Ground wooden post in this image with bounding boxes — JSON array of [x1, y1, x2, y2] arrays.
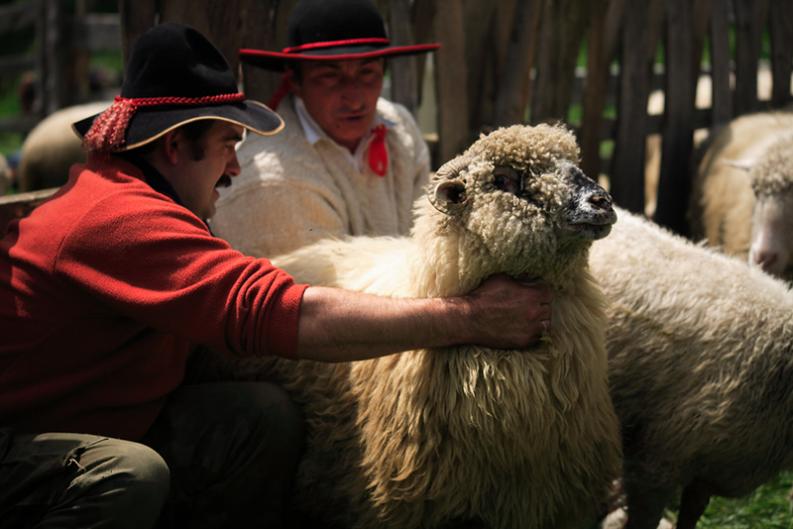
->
[[580, 0, 625, 180], [733, 0, 769, 114], [493, 0, 543, 127], [40, 0, 71, 114], [434, 0, 469, 162], [655, 0, 695, 235], [709, 0, 732, 126], [768, 0, 793, 108], [119, 0, 157, 64], [530, 0, 590, 123], [388, 0, 419, 114], [610, 0, 662, 214]]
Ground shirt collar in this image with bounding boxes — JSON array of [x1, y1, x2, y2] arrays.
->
[[293, 96, 395, 172]]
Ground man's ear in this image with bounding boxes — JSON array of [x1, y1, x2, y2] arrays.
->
[[161, 129, 182, 165]]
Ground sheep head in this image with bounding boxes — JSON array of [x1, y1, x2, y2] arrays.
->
[[419, 124, 616, 283], [744, 135, 793, 277]]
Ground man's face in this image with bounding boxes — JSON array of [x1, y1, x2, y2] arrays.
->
[[293, 58, 384, 152], [169, 121, 244, 220]]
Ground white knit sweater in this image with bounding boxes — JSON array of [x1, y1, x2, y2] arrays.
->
[[210, 96, 431, 258]]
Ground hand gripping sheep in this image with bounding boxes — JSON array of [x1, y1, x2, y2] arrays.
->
[[264, 124, 622, 529], [591, 207, 793, 529]]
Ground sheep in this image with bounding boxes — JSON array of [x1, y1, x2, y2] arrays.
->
[[233, 123, 624, 529], [643, 66, 779, 219], [688, 110, 793, 279], [0, 153, 10, 195], [589, 206, 793, 529], [18, 101, 110, 191]]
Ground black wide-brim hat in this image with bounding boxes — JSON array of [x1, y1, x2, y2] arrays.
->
[[239, 0, 440, 71], [73, 23, 283, 152]]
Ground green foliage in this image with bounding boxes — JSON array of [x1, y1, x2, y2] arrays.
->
[[663, 472, 793, 529]]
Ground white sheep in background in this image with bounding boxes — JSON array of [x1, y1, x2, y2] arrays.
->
[[251, 124, 623, 529], [590, 207, 793, 529], [18, 101, 110, 191], [0, 153, 10, 195], [688, 110, 793, 279]]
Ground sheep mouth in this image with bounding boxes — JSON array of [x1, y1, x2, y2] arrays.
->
[[568, 222, 613, 240], [565, 211, 617, 240]]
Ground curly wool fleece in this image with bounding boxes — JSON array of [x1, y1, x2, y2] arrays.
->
[[750, 132, 793, 196]]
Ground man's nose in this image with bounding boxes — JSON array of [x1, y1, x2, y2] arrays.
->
[[227, 152, 241, 177]]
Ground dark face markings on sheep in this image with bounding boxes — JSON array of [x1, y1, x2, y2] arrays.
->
[[561, 162, 617, 240]]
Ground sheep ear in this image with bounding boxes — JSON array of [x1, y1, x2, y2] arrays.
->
[[723, 158, 754, 172], [429, 179, 468, 216]]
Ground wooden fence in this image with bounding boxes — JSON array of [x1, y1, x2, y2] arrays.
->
[[2, 0, 793, 238], [0, 0, 120, 136]]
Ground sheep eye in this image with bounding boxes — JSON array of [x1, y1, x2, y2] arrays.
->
[[493, 166, 523, 195]]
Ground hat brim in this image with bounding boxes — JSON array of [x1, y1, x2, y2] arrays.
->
[[240, 43, 440, 71], [72, 100, 283, 152]]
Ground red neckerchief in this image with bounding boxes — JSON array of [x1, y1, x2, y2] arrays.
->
[[367, 124, 388, 176]]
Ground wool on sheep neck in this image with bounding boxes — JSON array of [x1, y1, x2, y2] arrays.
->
[[264, 124, 621, 529]]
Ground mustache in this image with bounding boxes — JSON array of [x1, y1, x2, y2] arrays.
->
[[215, 174, 233, 188]]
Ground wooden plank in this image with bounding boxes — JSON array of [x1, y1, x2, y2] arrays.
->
[[240, 0, 295, 105], [74, 14, 121, 52], [530, 0, 591, 123], [580, 0, 625, 179], [0, 0, 39, 34], [434, 0, 470, 162], [655, 0, 696, 234], [709, 0, 732, 125], [411, 0, 437, 103], [119, 0, 157, 63], [768, 0, 793, 107], [462, 0, 497, 130], [0, 188, 58, 236], [0, 54, 36, 76], [733, 0, 769, 115], [610, 0, 662, 213], [492, 0, 543, 126], [0, 115, 39, 135], [388, 0, 420, 113]]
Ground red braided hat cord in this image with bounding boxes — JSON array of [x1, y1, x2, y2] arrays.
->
[[83, 92, 246, 152]]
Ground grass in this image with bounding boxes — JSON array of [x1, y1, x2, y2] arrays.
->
[[661, 472, 793, 529]]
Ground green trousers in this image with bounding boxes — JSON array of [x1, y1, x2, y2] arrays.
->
[[0, 381, 305, 529]]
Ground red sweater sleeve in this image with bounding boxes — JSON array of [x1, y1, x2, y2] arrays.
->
[[54, 186, 308, 358]]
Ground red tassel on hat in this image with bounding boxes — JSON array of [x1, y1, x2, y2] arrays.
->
[[83, 97, 138, 153], [368, 124, 388, 176]]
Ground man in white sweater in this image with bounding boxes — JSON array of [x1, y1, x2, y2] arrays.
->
[[210, 0, 440, 257]]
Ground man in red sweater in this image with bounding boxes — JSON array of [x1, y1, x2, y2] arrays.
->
[[0, 24, 552, 529]]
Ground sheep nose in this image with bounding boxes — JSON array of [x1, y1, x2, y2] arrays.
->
[[588, 192, 612, 211], [753, 249, 778, 270]]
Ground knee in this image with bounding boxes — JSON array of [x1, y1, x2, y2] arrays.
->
[[113, 441, 171, 502], [86, 440, 171, 518]]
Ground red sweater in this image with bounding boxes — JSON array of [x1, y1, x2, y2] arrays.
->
[[0, 157, 307, 440]]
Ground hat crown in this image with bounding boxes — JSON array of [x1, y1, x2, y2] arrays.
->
[[287, 0, 387, 48], [122, 23, 238, 99]]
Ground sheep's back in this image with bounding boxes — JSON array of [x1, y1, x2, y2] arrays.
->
[[19, 101, 110, 191], [590, 208, 793, 493]]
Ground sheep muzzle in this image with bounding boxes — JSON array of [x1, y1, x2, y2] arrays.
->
[[562, 162, 617, 240]]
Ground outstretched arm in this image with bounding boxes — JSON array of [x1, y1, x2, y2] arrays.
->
[[296, 274, 552, 362]]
